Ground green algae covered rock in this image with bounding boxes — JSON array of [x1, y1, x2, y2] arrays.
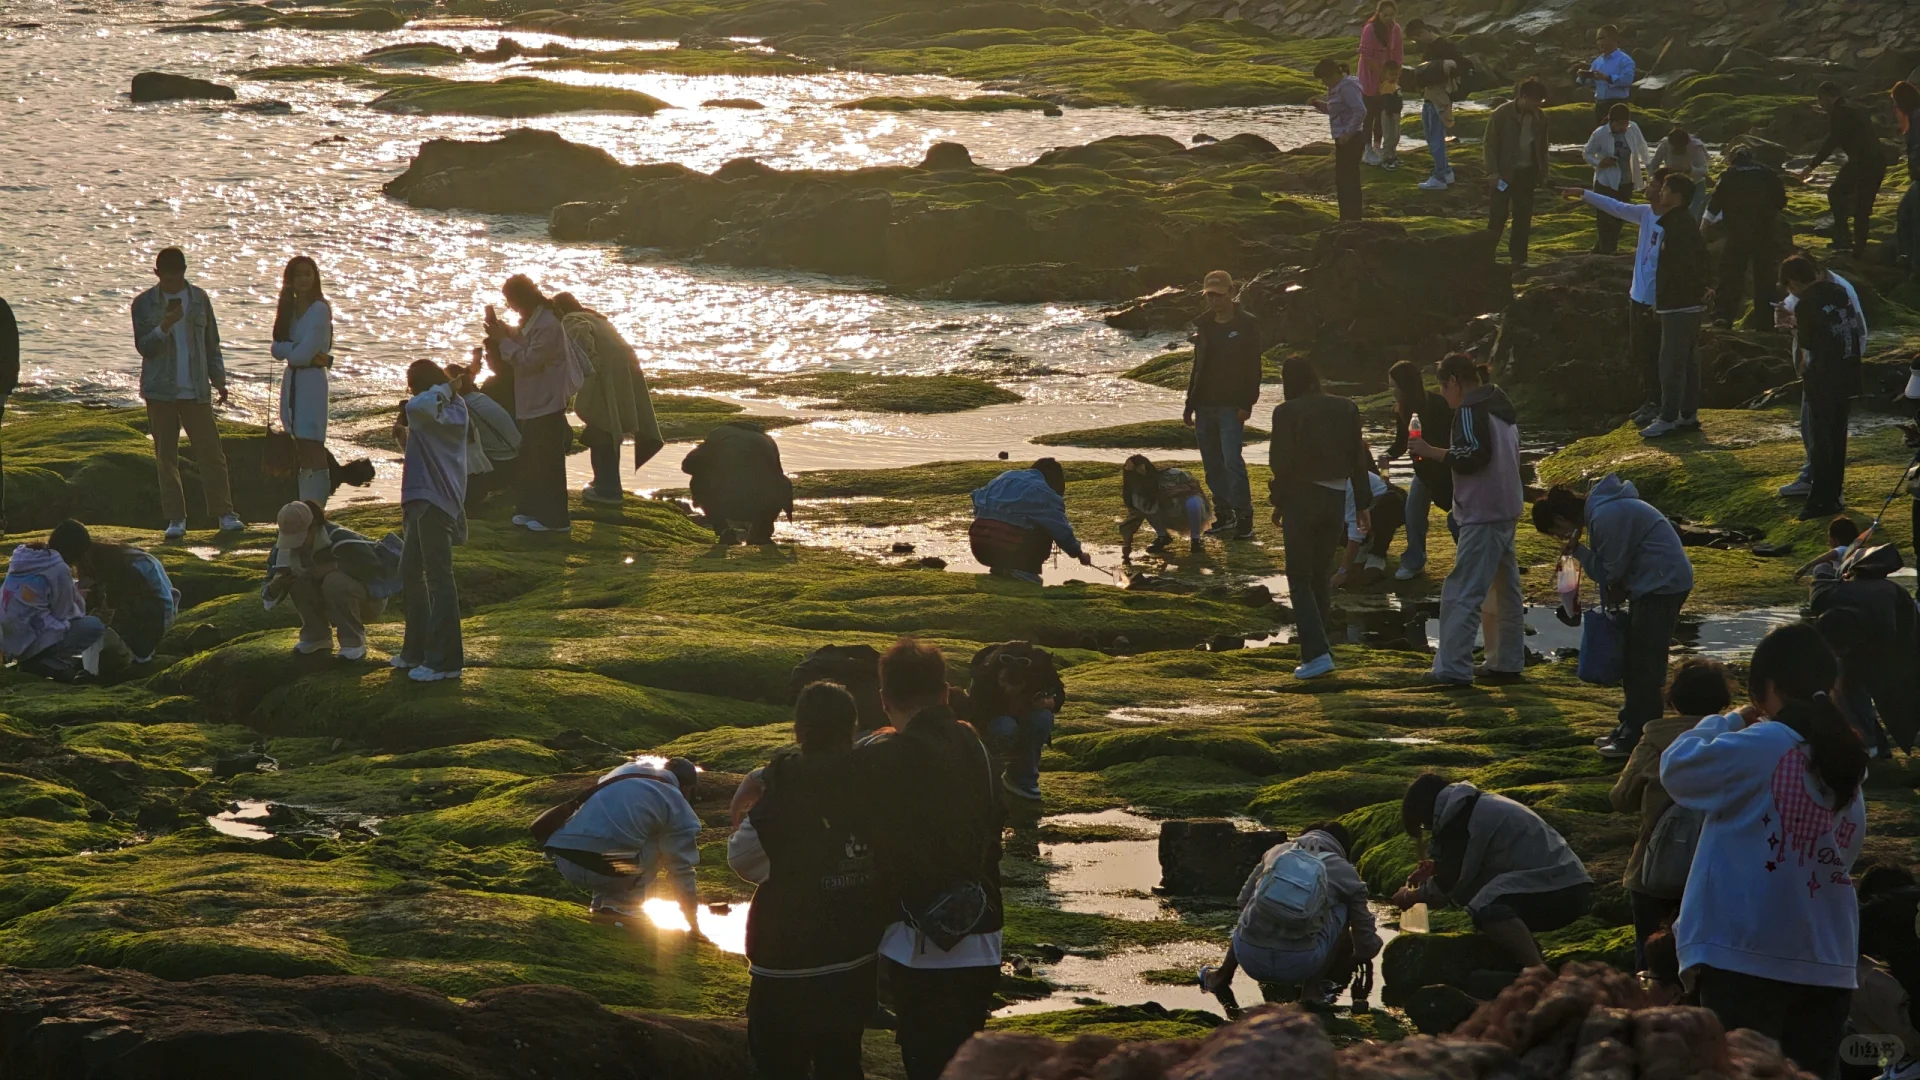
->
[[1033, 420, 1270, 449], [370, 76, 673, 117], [835, 94, 1056, 111]]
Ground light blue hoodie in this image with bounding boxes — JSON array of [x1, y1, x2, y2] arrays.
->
[[1574, 474, 1693, 598]]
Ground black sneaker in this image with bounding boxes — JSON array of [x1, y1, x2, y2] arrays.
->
[[1798, 502, 1846, 521], [1204, 512, 1239, 538], [1231, 513, 1256, 540], [1596, 736, 1635, 760], [1145, 536, 1171, 555]]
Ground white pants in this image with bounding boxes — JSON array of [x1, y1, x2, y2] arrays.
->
[[1432, 519, 1525, 682]]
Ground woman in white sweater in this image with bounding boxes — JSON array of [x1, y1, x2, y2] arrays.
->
[[271, 256, 333, 504], [1660, 621, 1869, 1079]]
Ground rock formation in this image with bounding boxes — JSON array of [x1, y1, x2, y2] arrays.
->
[[1157, 818, 1288, 896], [130, 72, 237, 102]]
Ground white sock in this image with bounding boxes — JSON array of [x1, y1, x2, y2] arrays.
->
[[297, 468, 330, 505]]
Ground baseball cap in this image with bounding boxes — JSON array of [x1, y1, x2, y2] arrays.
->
[[276, 501, 314, 553], [1202, 270, 1235, 296]]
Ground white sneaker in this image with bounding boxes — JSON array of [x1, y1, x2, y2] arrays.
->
[[1777, 480, 1813, 497], [1394, 564, 1423, 581], [218, 514, 245, 532], [581, 485, 625, 505], [1008, 569, 1043, 585], [293, 640, 330, 656], [524, 519, 571, 533], [1638, 419, 1678, 439], [337, 645, 367, 661], [1294, 654, 1336, 680], [408, 665, 462, 682], [163, 520, 186, 542], [1418, 177, 1449, 191], [390, 654, 419, 669], [512, 514, 531, 526], [1362, 146, 1383, 166], [1363, 554, 1387, 572]]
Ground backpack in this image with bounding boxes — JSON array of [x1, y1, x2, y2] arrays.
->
[[1249, 846, 1334, 940], [1639, 803, 1705, 896]]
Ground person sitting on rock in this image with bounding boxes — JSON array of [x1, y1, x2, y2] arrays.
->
[[1201, 822, 1381, 1010], [1609, 658, 1732, 971], [262, 500, 399, 663], [681, 422, 793, 545], [48, 520, 178, 667], [545, 756, 701, 925], [1332, 437, 1404, 590], [0, 535, 116, 681], [1660, 621, 1867, 1079], [554, 292, 664, 507], [968, 458, 1091, 585], [1393, 772, 1593, 970], [727, 682, 885, 1080], [1118, 454, 1209, 559]]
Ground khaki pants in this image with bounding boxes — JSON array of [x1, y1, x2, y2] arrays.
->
[[146, 400, 233, 521], [1432, 519, 1525, 682], [286, 570, 385, 650]]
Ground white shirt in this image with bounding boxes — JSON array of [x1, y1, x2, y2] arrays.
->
[[1581, 191, 1661, 307], [1345, 473, 1392, 544], [164, 290, 193, 399], [1784, 272, 1866, 363], [877, 922, 1003, 970]]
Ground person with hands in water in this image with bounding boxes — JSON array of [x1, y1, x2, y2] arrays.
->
[[969, 458, 1093, 584], [132, 246, 241, 541]]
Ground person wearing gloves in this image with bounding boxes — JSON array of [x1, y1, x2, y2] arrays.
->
[[553, 293, 664, 507], [1659, 622, 1869, 1080], [969, 458, 1091, 584], [1583, 103, 1650, 254], [271, 256, 335, 506], [0, 537, 111, 681], [1531, 477, 1694, 758], [1182, 270, 1263, 541], [545, 756, 702, 924], [391, 360, 468, 683], [261, 500, 399, 662], [1201, 823, 1382, 1007], [1393, 773, 1593, 969], [1649, 128, 1712, 220]]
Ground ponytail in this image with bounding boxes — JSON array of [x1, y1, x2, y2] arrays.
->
[[1749, 623, 1868, 811]]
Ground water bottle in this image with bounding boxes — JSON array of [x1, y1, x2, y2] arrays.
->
[[1400, 902, 1430, 934]]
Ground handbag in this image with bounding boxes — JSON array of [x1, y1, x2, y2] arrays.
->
[[1639, 802, 1705, 896], [1576, 568, 1627, 685], [900, 738, 1000, 951]]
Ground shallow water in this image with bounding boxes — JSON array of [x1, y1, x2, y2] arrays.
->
[[640, 897, 750, 954]]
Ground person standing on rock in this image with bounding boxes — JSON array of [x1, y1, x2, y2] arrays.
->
[[392, 359, 467, 682], [272, 256, 335, 507], [1781, 255, 1867, 520], [1560, 177, 1667, 426], [1575, 24, 1634, 126], [1356, 0, 1403, 170], [1378, 360, 1453, 580], [1406, 19, 1464, 191], [969, 458, 1092, 584], [554, 293, 664, 507], [1265, 356, 1371, 681], [1892, 81, 1920, 280], [1660, 622, 1867, 1080], [131, 247, 242, 542], [447, 357, 521, 508], [1707, 146, 1788, 330], [1182, 271, 1262, 540], [1406, 355, 1524, 686], [1485, 79, 1550, 268], [485, 274, 574, 533], [0, 294, 16, 531], [1531, 478, 1694, 759], [1311, 58, 1367, 222], [1777, 258, 1866, 502], [1649, 128, 1711, 220], [1801, 82, 1888, 256], [1582, 104, 1649, 255]]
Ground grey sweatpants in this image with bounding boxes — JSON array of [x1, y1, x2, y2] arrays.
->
[[1432, 519, 1525, 683]]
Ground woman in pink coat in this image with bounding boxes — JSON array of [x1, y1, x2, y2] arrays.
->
[[1358, 0, 1404, 168]]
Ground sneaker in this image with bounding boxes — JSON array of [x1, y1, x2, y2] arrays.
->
[[1798, 502, 1846, 521], [1883, 1054, 1920, 1080], [581, 485, 624, 506], [512, 514, 531, 527], [1777, 480, 1812, 497], [1382, 157, 1400, 171], [1363, 554, 1387, 572], [408, 665, 463, 682], [293, 640, 330, 656], [1204, 512, 1239, 538], [1596, 736, 1635, 760], [1638, 419, 1678, 439], [1363, 146, 1383, 166], [1474, 666, 1525, 686], [1293, 653, 1335, 680], [1676, 414, 1701, 430], [1145, 535, 1171, 555], [1417, 177, 1449, 191], [524, 519, 571, 533], [1393, 564, 1423, 581], [1189, 538, 1205, 557], [1231, 515, 1255, 541], [390, 654, 419, 670], [337, 645, 367, 661], [1007, 569, 1044, 585], [1629, 402, 1660, 426], [163, 519, 186, 542], [219, 514, 244, 532]]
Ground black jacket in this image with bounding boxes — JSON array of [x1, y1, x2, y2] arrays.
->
[[681, 422, 795, 523], [744, 750, 888, 973], [834, 706, 1004, 934], [0, 298, 16, 397], [1797, 280, 1866, 397], [1706, 161, 1787, 226], [1416, 38, 1467, 89], [1653, 207, 1709, 312], [1386, 389, 1455, 511], [1810, 568, 1917, 752], [1267, 391, 1372, 511], [1810, 99, 1887, 171], [1184, 308, 1263, 412]]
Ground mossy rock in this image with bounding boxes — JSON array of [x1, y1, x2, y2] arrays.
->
[[371, 76, 672, 117], [764, 373, 1021, 413], [835, 95, 1056, 112], [989, 1004, 1224, 1041], [362, 42, 467, 65], [530, 47, 819, 77], [1121, 349, 1283, 392], [1032, 420, 1269, 449], [652, 395, 803, 441]]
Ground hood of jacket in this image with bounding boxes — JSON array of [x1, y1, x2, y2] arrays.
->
[[6, 545, 69, 580], [1292, 828, 1350, 861], [1434, 780, 1481, 831], [1459, 384, 1516, 425], [1583, 473, 1638, 522]]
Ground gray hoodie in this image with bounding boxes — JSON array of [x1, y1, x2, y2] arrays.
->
[[1418, 782, 1591, 917], [1234, 829, 1382, 959], [1446, 385, 1523, 527], [1574, 473, 1693, 598]]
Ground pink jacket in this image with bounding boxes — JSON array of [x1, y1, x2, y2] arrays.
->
[[1357, 19, 1403, 95]]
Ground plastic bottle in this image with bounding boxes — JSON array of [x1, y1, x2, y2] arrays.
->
[[1400, 902, 1430, 933], [1556, 555, 1582, 618], [1407, 411, 1422, 442]]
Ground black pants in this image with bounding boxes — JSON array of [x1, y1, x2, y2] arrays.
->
[[1619, 589, 1688, 744], [1628, 888, 1680, 971], [1489, 167, 1539, 262], [884, 959, 999, 1080], [583, 425, 624, 498], [1695, 966, 1852, 1080], [1334, 134, 1365, 222], [1594, 100, 1615, 126], [1717, 227, 1779, 328], [1364, 485, 1406, 560], [1593, 183, 1630, 253], [1805, 383, 1852, 511], [1629, 301, 1661, 407], [1830, 161, 1886, 252], [1281, 484, 1347, 663], [516, 411, 572, 527], [748, 964, 878, 1080]]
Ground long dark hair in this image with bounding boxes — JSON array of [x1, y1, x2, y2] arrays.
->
[[1401, 772, 1447, 838], [1122, 454, 1161, 515], [1749, 622, 1868, 810], [272, 255, 324, 343]]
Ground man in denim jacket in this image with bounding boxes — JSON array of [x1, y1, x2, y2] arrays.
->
[[130, 247, 240, 540]]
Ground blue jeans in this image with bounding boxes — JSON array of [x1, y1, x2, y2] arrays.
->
[[1397, 474, 1459, 574], [21, 615, 105, 678], [1900, 182, 1920, 269], [1192, 407, 1251, 516], [400, 500, 463, 673], [986, 709, 1053, 801], [1422, 101, 1451, 183], [1150, 494, 1208, 542]]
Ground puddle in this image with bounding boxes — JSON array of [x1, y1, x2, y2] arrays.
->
[[1369, 736, 1437, 745], [207, 799, 273, 840], [639, 898, 749, 954], [205, 799, 381, 841], [1107, 704, 1248, 725]]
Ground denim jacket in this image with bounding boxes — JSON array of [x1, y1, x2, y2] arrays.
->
[[131, 284, 225, 403]]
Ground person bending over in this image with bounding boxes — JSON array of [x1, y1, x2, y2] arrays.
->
[[969, 458, 1091, 584]]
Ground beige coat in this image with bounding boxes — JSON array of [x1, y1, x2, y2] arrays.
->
[[1608, 714, 1698, 897]]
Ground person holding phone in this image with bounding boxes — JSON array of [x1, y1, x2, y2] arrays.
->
[[272, 256, 334, 506], [130, 247, 240, 541], [484, 276, 573, 533]]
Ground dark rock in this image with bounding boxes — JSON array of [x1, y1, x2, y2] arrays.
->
[[180, 623, 221, 654], [211, 749, 277, 779], [713, 157, 776, 181], [703, 97, 764, 109], [130, 72, 236, 103], [387, 129, 667, 215], [235, 100, 292, 114], [549, 201, 614, 242], [919, 141, 975, 170], [1205, 634, 1243, 652], [1109, 634, 1131, 652], [1402, 983, 1484, 1035], [916, 556, 947, 569], [789, 644, 884, 730], [1381, 930, 1520, 1006], [1157, 818, 1287, 896], [1191, 132, 1218, 144], [1041, 106, 1062, 117], [0, 965, 748, 1079], [890, 542, 915, 554], [919, 263, 1147, 303], [997, 451, 1009, 459], [1668, 518, 1764, 548], [1239, 584, 1273, 608]]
